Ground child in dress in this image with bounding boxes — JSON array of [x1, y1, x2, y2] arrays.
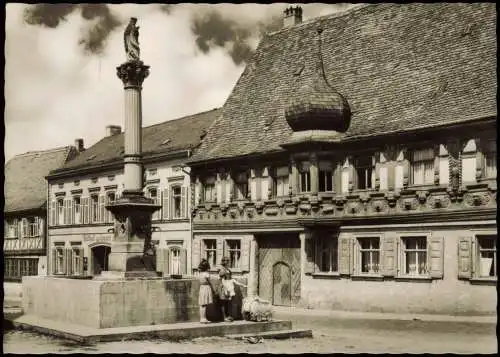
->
[[221, 269, 247, 322], [198, 259, 213, 324]]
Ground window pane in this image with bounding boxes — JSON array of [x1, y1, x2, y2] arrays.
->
[[406, 251, 417, 274]]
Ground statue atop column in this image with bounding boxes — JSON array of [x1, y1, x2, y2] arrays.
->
[[124, 17, 140, 62]]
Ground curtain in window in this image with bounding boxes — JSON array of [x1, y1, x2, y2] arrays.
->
[[412, 149, 434, 185]]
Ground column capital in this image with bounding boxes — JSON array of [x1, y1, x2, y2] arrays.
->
[[117, 60, 150, 88]]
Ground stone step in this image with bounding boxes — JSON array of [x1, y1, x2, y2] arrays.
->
[[12, 315, 294, 344], [226, 328, 313, 340]]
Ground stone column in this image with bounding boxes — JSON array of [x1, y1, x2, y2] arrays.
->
[[117, 61, 149, 195], [102, 57, 160, 279]]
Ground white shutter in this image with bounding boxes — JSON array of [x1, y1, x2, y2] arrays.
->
[[162, 188, 170, 220], [99, 195, 106, 223], [181, 186, 187, 218]]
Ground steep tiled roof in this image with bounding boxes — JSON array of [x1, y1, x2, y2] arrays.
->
[[53, 108, 220, 173], [190, 3, 496, 163], [4, 147, 74, 213]]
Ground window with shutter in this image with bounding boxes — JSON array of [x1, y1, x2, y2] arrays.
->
[[304, 235, 316, 274], [78, 248, 84, 275], [338, 236, 352, 275], [156, 248, 165, 273], [179, 248, 187, 275], [476, 235, 497, 279], [162, 188, 170, 220], [240, 238, 251, 272], [99, 195, 106, 223], [315, 233, 339, 273], [171, 186, 182, 219], [82, 197, 89, 224], [66, 248, 73, 275], [216, 239, 224, 266], [225, 239, 242, 269], [458, 236, 472, 279], [181, 186, 187, 218], [202, 239, 217, 268], [401, 236, 428, 277], [73, 196, 81, 224], [381, 235, 398, 277], [355, 237, 381, 275], [51, 248, 57, 274], [163, 248, 171, 275], [410, 148, 435, 185], [170, 247, 181, 275], [192, 238, 201, 272], [428, 236, 444, 278]]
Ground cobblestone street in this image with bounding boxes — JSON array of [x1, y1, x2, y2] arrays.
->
[[3, 309, 497, 354]]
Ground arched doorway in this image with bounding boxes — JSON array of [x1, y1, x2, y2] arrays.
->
[[91, 245, 111, 275], [273, 261, 292, 306]]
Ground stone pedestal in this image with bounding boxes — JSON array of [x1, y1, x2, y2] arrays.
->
[[104, 193, 160, 278]]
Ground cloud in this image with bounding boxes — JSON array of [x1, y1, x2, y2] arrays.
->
[[5, 3, 358, 162], [23, 4, 122, 55]]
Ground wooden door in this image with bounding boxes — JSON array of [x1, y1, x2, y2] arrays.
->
[[273, 262, 291, 306], [258, 233, 300, 306]]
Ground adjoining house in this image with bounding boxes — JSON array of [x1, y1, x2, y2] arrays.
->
[[4, 145, 79, 281], [186, 3, 497, 315], [45, 109, 219, 278]]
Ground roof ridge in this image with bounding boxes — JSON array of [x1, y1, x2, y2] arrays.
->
[[267, 3, 371, 36], [143, 107, 221, 131], [10, 145, 73, 158]]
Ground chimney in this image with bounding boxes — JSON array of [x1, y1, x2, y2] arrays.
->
[[106, 125, 122, 137], [74, 138, 85, 152], [283, 6, 303, 28]]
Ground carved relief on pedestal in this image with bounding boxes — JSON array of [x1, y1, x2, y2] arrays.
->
[[346, 201, 362, 215], [416, 190, 429, 205], [369, 199, 389, 214], [427, 194, 451, 209], [464, 192, 491, 207], [399, 197, 418, 211]]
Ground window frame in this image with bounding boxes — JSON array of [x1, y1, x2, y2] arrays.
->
[[398, 234, 430, 279], [272, 166, 290, 198], [318, 161, 334, 193], [171, 185, 183, 219], [57, 199, 65, 226], [105, 191, 116, 223], [203, 176, 216, 203], [354, 236, 382, 276], [73, 195, 82, 225], [202, 239, 217, 269], [475, 234, 497, 280], [55, 246, 65, 275], [354, 155, 375, 191], [299, 161, 311, 194], [483, 139, 496, 180], [168, 245, 182, 275], [90, 194, 100, 224], [225, 239, 242, 270], [314, 235, 339, 275], [409, 147, 435, 186], [233, 171, 249, 200]]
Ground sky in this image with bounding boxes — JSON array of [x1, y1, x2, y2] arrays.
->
[[4, 3, 358, 162]]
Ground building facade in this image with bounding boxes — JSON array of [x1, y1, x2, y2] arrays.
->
[[187, 3, 497, 315], [4, 145, 79, 281], [45, 109, 219, 278]]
